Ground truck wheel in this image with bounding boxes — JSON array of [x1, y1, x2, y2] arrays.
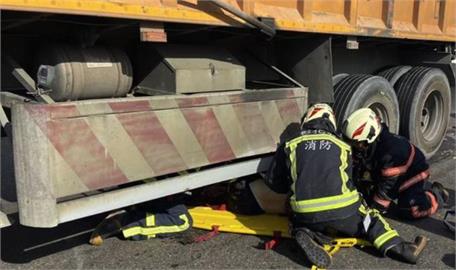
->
[[333, 73, 349, 86], [333, 74, 400, 133], [395, 67, 451, 159], [377, 65, 411, 87]]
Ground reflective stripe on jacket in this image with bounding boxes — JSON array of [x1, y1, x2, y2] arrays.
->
[[122, 213, 191, 239], [369, 124, 429, 202], [122, 204, 192, 240], [285, 132, 361, 223]]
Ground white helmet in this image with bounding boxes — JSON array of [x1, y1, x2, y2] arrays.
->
[[302, 103, 337, 129], [343, 108, 382, 144]]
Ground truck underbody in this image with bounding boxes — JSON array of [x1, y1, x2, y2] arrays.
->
[[1, 8, 454, 228]]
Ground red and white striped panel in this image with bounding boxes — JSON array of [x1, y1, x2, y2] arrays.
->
[[14, 88, 307, 198]]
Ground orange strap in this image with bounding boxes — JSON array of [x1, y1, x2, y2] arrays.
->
[[399, 170, 430, 192], [373, 194, 391, 208], [381, 144, 415, 177]]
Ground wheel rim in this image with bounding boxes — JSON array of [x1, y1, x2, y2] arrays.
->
[[421, 90, 444, 142], [368, 102, 390, 126]]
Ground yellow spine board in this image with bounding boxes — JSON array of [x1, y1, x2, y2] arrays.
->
[[189, 207, 291, 238], [189, 206, 372, 270]]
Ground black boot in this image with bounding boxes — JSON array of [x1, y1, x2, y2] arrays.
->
[[431, 182, 449, 206], [386, 236, 428, 264], [295, 228, 332, 268], [89, 210, 129, 246]]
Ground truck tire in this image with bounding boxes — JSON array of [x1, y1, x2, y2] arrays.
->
[[333, 74, 400, 133], [395, 67, 451, 159], [377, 65, 412, 87], [333, 73, 349, 86]]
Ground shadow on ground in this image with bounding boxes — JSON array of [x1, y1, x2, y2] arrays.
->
[[254, 234, 383, 268], [442, 253, 455, 268], [254, 236, 312, 268], [386, 197, 456, 241], [1, 213, 104, 264]]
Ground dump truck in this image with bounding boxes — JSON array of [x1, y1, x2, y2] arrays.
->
[[1, 0, 454, 228]]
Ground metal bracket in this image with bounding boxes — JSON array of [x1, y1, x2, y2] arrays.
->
[[140, 22, 167, 42], [0, 105, 10, 128], [7, 56, 55, 104], [248, 52, 305, 89], [0, 105, 12, 138], [207, 0, 276, 38], [269, 65, 305, 89], [0, 91, 34, 108], [0, 211, 13, 228], [346, 36, 359, 50]]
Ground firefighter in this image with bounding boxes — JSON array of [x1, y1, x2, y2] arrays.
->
[[89, 196, 192, 246], [342, 108, 448, 219], [266, 103, 426, 268]]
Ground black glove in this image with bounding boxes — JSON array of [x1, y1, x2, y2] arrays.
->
[[356, 179, 375, 199]]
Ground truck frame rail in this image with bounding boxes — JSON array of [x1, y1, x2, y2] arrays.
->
[[1, 0, 455, 42]]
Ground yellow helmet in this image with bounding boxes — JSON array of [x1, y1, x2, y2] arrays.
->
[[302, 103, 337, 129], [343, 108, 382, 144]]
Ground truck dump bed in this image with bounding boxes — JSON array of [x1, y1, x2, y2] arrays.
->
[[1, 0, 455, 42]]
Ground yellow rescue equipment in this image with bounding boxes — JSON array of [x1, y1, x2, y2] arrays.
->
[[189, 206, 371, 270], [189, 206, 291, 237]]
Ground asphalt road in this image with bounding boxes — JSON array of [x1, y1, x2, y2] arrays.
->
[[1, 115, 455, 269]]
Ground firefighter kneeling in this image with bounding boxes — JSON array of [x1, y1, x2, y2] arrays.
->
[[266, 104, 426, 268], [342, 108, 448, 219]]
